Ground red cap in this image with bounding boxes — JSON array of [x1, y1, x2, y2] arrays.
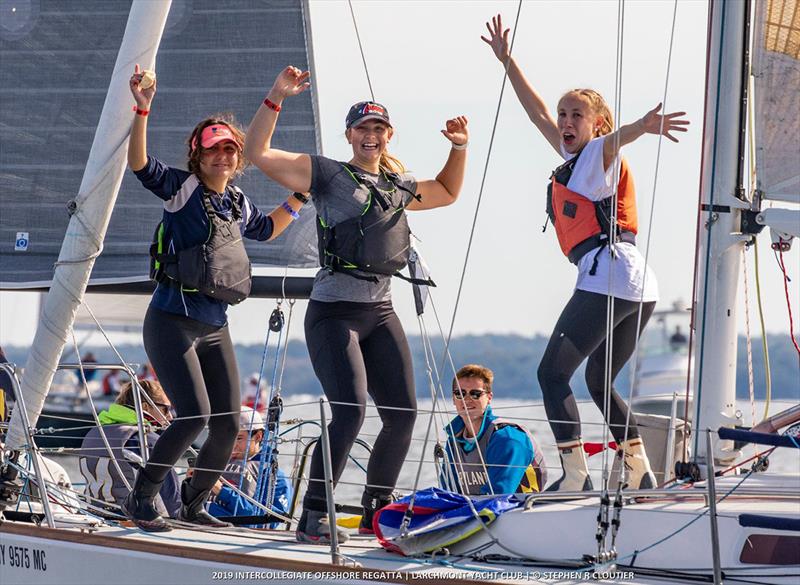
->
[[191, 124, 240, 152]]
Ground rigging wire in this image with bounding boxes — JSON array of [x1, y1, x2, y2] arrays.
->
[[594, 0, 630, 565], [438, 2, 523, 378], [618, 0, 680, 470], [340, 1, 499, 519], [347, 0, 375, 102]]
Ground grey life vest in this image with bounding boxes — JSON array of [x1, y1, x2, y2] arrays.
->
[[316, 164, 433, 286], [150, 185, 252, 305], [449, 418, 547, 496], [220, 459, 259, 498], [78, 424, 168, 516]]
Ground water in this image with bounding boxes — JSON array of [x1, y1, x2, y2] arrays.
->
[[52, 398, 798, 510]]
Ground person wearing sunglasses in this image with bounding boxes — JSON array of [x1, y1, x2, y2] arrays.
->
[[205, 406, 293, 529], [78, 380, 180, 519], [440, 365, 547, 496]]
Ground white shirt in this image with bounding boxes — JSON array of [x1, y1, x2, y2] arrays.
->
[[559, 137, 659, 303]]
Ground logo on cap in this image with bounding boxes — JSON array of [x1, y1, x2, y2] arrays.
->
[[362, 103, 385, 116]]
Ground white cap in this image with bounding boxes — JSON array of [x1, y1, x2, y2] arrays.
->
[[239, 406, 265, 431]]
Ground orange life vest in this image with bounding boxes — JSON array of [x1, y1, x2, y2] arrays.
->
[[546, 151, 638, 266]]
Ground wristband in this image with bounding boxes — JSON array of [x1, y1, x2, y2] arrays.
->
[[264, 98, 282, 112], [281, 200, 300, 219], [292, 192, 309, 204], [450, 141, 468, 151], [133, 106, 149, 117]]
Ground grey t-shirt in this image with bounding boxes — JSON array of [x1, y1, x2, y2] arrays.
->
[[309, 155, 417, 303]]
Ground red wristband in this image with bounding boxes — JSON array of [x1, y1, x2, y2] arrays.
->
[[133, 106, 149, 116], [263, 98, 282, 112]]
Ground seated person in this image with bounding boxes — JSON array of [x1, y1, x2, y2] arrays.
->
[[207, 406, 292, 528], [78, 380, 179, 518], [440, 364, 547, 495], [669, 325, 688, 352]]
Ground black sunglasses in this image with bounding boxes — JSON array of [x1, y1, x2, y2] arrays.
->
[[154, 402, 172, 415], [453, 388, 489, 400]]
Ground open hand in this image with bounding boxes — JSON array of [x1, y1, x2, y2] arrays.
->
[[129, 64, 156, 109], [441, 116, 469, 146], [639, 104, 690, 142], [271, 66, 311, 100], [481, 14, 511, 64]]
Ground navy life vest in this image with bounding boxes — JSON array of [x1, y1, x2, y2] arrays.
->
[[150, 186, 252, 305], [316, 163, 434, 286]]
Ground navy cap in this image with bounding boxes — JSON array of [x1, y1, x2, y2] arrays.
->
[[345, 101, 392, 129]]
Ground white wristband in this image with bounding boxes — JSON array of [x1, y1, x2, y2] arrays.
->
[[451, 141, 468, 151]]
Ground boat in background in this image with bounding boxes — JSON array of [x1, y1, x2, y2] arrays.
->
[[630, 300, 693, 418]]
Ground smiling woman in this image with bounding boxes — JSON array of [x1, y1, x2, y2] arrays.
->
[[243, 64, 469, 543], [119, 65, 307, 534]]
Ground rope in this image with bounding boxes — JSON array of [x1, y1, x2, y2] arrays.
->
[[753, 239, 773, 421], [776, 248, 800, 359], [742, 248, 757, 431], [232, 306, 275, 515], [347, 0, 375, 102]]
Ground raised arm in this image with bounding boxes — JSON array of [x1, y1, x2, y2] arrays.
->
[[243, 66, 313, 194], [408, 117, 469, 211], [602, 103, 690, 169], [127, 64, 155, 171], [482, 14, 561, 155]]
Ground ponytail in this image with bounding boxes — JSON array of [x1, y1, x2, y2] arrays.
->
[[379, 151, 406, 174]]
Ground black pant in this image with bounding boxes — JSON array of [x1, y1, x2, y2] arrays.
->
[[303, 300, 416, 509], [142, 306, 240, 491], [537, 290, 655, 443]]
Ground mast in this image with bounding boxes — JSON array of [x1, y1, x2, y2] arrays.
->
[[691, 0, 750, 468], [5, 1, 173, 449]]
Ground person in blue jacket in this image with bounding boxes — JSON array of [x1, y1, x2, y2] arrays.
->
[[207, 407, 292, 529], [122, 65, 305, 532], [441, 365, 547, 495]]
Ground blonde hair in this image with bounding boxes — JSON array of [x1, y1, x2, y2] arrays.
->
[[186, 113, 248, 181], [379, 151, 406, 174], [453, 364, 494, 394], [559, 89, 615, 137]]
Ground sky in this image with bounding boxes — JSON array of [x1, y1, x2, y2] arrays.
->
[[1, 0, 798, 348]]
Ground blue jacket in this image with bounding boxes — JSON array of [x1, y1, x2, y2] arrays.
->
[[440, 406, 541, 495], [208, 458, 292, 529]]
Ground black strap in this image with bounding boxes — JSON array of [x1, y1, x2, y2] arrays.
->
[[394, 271, 436, 287], [569, 231, 636, 274]]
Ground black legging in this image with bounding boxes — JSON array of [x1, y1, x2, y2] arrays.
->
[[142, 306, 240, 491], [537, 290, 655, 443], [303, 300, 416, 509]]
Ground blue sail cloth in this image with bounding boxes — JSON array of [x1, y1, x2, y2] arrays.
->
[[374, 487, 521, 556]]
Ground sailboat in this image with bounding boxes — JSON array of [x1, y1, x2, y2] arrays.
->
[[1, 1, 798, 584]]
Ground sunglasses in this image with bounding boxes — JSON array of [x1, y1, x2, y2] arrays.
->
[[154, 402, 172, 416], [453, 388, 489, 400]]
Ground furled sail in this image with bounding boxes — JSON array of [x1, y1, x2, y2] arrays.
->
[[0, 0, 319, 289], [752, 0, 800, 204]]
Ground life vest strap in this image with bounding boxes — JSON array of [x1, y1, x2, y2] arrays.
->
[[567, 230, 636, 265]]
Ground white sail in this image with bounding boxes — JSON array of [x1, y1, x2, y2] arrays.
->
[[752, 0, 800, 204], [5, 1, 172, 449]]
